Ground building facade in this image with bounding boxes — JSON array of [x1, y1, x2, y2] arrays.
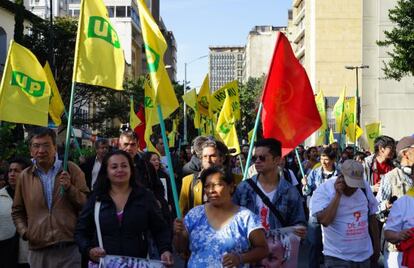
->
[[23, 0, 68, 19], [244, 25, 287, 83], [209, 46, 244, 92], [288, 0, 414, 144]]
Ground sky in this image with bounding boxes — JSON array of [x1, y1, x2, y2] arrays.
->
[[160, 0, 292, 89]]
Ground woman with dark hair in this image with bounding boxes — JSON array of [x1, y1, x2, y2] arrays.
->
[[0, 158, 30, 268], [75, 150, 173, 266], [174, 166, 268, 267]]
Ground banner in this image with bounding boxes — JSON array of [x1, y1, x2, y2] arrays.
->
[[315, 89, 326, 145], [209, 80, 240, 120], [216, 93, 240, 155], [366, 122, 381, 152], [197, 74, 210, 116], [73, 0, 125, 90], [332, 88, 346, 134], [0, 41, 51, 126], [44, 62, 65, 126]]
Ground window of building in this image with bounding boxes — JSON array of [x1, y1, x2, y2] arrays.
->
[[127, 6, 131, 17], [107, 6, 115, 17], [73, 9, 80, 17], [116, 6, 126, 17]]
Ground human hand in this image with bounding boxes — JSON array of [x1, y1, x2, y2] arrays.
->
[[160, 251, 174, 267], [398, 228, 414, 241], [385, 200, 393, 210], [222, 252, 241, 268], [58, 171, 71, 191], [88, 247, 106, 263], [334, 176, 346, 195], [373, 182, 381, 193], [173, 218, 186, 235], [293, 225, 307, 239], [301, 175, 308, 186]]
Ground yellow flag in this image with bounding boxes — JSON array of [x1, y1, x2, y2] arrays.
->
[[73, 0, 125, 90], [197, 74, 210, 116], [194, 111, 200, 129], [137, 0, 179, 116], [332, 88, 346, 133], [366, 122, 381, 152], [168, 119, 178, 147], [0, 41, 51, 126], [129, 97, 141, 129], [182, 88, 197, 110], [210, 80, 240, 120], [344, 97, 363, 142], [315, 89, 327, 146], [329, 128, 335, 144], [215, 93, 240, 155], [44, 62, 65, 126]]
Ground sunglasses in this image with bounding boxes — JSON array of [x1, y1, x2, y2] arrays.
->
[[252, 155, 267, 162]]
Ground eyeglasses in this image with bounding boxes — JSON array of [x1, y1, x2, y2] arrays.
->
[[203, 182, 224, 191], [31, 143, 52, 150], [252, 155, 267, 162]]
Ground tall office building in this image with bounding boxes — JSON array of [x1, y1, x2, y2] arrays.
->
[[244, 25, 287, 83], [23, 0, 68, 19], [209, 46, 244, 92], [288, 0, 414, 142]]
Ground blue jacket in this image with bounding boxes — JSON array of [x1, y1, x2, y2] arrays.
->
[[303, 166, 339, 196], [233, 174, 306, 229]]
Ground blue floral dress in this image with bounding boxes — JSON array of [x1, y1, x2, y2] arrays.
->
[[184, 205, 263, 268]]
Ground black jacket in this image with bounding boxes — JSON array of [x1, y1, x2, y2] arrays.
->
[[80, 156, 96, 191], [181, 155, 201, 177], [74, 187, 172, 259]]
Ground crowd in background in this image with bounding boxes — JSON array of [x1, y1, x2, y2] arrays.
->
[[1, 127, 414, 268]]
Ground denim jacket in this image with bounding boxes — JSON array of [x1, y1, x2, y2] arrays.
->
[[303, 166, 339, 197], [233, 174, 306, 229]]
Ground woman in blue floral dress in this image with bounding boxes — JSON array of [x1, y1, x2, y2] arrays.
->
[[174, 166, 268, 267]]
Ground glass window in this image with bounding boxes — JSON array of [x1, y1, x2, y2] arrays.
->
[[73, 9, 80, 17], [127, 6, 131, 17], [116, 6, 126, 17], [107, 6, 115, 17]]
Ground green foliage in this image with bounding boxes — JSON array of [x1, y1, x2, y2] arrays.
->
[[237, 76, 264, 140], [377, 0, 414, 80], [0, 123, 29, 161], [71, 146, 95, 165]]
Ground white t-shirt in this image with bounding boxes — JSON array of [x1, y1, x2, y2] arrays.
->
[[384, 195, 414, 232], [310, 178, 378, 262], [255, 182, 277, 231]]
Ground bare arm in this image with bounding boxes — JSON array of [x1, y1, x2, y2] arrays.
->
[[384, 228, 414, 245], [173, 219, 189, 256], [222, 228, 268, 267]]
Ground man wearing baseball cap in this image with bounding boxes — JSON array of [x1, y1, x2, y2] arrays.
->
[[377, 136, 414, 267], [310, 160, 380, 267]]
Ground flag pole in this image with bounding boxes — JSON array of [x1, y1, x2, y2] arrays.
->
[[63, 82, 76, 170], [295, 148, 305, 178], [156, 104, 182, 219], [63, 109, 82, 155], [238, 154, 245, 175], [243, 102, 263, 180]]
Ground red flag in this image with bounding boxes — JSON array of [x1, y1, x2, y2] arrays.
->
[[261, 32, 322, 156], [134, 105, 146, 150]]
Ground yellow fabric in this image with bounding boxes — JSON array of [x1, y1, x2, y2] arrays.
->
[[143, 78, 159, 154], [129, 97, 141, 129], [197, 74, 211, 116], [210, 80, 240, 120], [215, 93, 240, 155], [344, 97, 363, 142], [315, 89, 327, 145], [137, 0, 179, 117], [332, 88, 346, 133], [365, 122, 381, 152], [73, 0, 124, 90], [406, 188, 414, 197], [182, 88, 197, 110], [329, 128, 335, 144], [248, 128, 256, 143], [44, 62, 64, 126], [0, 41, 51, 126]]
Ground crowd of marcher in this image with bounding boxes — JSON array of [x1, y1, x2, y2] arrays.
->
[[1, 126, 414, 268]]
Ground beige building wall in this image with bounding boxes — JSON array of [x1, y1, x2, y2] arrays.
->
[[362, 0, 414, 141]]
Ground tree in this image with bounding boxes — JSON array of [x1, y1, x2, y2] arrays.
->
[[237, 76, 264, 140], [377, 0, 414, 80]]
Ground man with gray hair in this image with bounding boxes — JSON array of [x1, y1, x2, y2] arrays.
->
[[12, 127, 89, 268], [377, 136, 414, 267]]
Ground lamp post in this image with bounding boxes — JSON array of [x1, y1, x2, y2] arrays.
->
[[183, 55, 208, 144], [345, 65, 369, 148]]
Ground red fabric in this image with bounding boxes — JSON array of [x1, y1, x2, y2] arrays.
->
[[373, 159, 393, 185], [397, 228, 414, 267], [261, 32, 322, 156], [134, 105, 146, 150]]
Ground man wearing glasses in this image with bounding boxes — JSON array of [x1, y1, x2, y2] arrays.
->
[[310, 160, 380, 267], [233, 138, 307, 234], [12, 127, 89, 268]]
